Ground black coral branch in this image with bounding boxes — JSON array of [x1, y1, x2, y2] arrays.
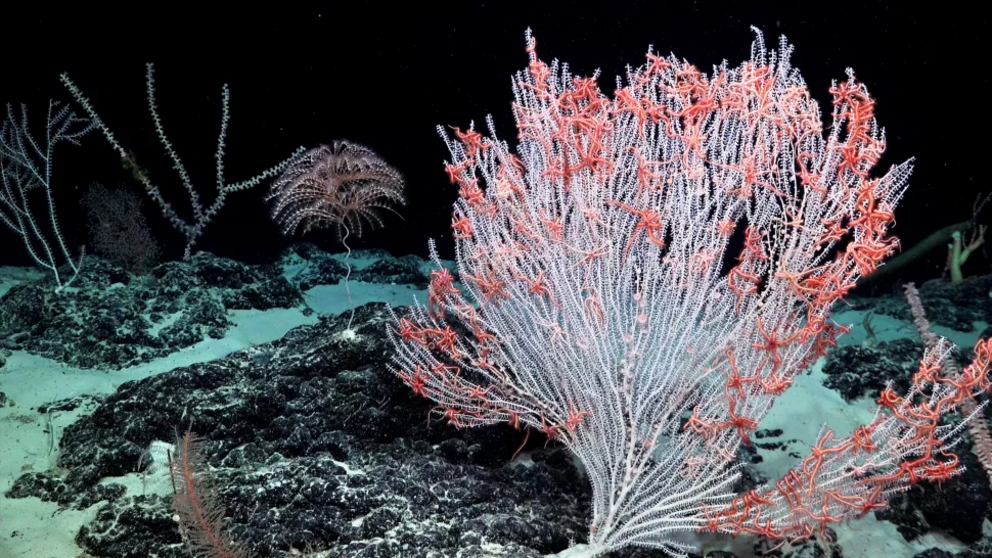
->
[[169, 431, 255, 558]]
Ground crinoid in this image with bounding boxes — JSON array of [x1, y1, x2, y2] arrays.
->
[[266, 140, 406, 242]]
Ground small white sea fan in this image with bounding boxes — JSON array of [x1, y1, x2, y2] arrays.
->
[[265, 140, 406, 240]]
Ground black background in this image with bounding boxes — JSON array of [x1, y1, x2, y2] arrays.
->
[[2, 1, 984, 289]]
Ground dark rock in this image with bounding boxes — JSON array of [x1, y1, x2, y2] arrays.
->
[[9, 297, 589, 557], [0, 254, 302, 370]]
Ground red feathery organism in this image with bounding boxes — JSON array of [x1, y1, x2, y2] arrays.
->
[[169, 431, 255, 558], [265, 140, 406, 241]]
